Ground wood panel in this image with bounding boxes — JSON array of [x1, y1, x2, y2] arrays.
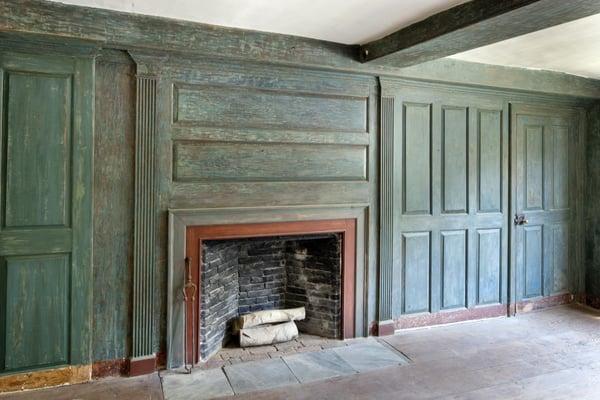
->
[[513, 106, 580, 305], [173, 141, 367, 182], [477, 228, 502, 305], [92, 55, 135, 363], [3, 72, 71, 228], [381, 80, 509, 325], [442, 107, 468, 214], [3, 255, 69, 370], [402, 232, 431, 314], [174, 84, 368, 132], [0, 52, 94, 373], [552, 223, 569, 294], [552, 126, 569, 210], [525, 126, 544, 210], [478, 110, 502, 213], [441, 230, 467, 309], [524, 225, 544, 298], [402, 103, 431, 215]]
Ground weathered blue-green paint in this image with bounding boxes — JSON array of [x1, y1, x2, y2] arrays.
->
[[381, 79, 510, 319], [0, 51, 94, 372], [92, 52, 135, 362], [512, 105, 581, 302], [586, 103, 600, 304], [0, 1, 596, 373]]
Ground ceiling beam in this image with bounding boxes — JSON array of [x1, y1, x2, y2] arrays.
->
[[359, 0, 600, 66]]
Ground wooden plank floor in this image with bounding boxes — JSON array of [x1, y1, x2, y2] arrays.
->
[[3, 304, 600, 399]]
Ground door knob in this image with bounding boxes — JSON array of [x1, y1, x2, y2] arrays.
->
[[514, 214, 528, 225]]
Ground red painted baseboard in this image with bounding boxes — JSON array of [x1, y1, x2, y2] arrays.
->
[[515, 293, 574, 313], [392, 304, 508, 330], [129, 355, 157, 377]]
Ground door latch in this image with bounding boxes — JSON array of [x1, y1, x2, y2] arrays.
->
[[514, 214, 528, 226]]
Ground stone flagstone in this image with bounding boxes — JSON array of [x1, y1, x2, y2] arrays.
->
[[161, 367, 233, 400], [223, 357, 300, 394], [331, 339, 410, 373], [283, 349, 357, 383]]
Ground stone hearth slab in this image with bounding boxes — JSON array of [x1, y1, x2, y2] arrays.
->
[[223, 357, 299, 394], [283, 349, 357, 383], [331, 339, 410, 373], [161, 367, 233, 400]]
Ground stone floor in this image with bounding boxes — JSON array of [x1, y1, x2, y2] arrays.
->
[[162, 338, 410, 398], [4, 304, 600, 399], [202, 334, 351, 369]]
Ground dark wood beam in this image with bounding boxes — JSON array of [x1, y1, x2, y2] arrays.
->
[[360, 0, 600, 65]]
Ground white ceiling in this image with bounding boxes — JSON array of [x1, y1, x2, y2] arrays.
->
[[450, 14, 600, 79], [49, 0, 468, 44]]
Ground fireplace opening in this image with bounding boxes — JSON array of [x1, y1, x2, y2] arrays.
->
[[199, 234, 342, 360]]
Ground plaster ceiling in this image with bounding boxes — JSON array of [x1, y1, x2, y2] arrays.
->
[[48, 0, 468, 44], [450, 14, 600, 79]]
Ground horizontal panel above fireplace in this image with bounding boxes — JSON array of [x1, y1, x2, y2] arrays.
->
[[172, 141, 367, 182], [172, 84, 368, 133]]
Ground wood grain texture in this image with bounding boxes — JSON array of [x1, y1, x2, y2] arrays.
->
[[0, 365, 91, 393], [0, 51, 94, 372], [512, 105, 580, 303], [585, 103, 600, 303], [381, 80, 510, 320], [360, 0, 600, 65], [92, 55, 135, 362], [173, 142, 367, 182], [2, 2, 600, 98]]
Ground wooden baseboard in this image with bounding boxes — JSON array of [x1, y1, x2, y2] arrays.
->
[[515, 293, 574, 313], [376, 320, 396, 336], [585, 294, 600, 310], [129, 355, 156, 377], [0, 365, 91, 393], [392, 304, 508, 330], [92, 358, 129, 379]]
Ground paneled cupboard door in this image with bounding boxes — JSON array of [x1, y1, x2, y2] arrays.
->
[[0, 52, 93, 372], [381, 83, 509, 320], [512, 105, 580, 303]]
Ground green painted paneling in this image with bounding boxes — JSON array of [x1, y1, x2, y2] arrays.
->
[[92, 55, 135, 362], [525, 126, 544, 210], [586, 103, 600, 303], [478, 110, 502, 213], [174, 84, 368, 132], [4, 73, 71, 228], [477, 228, 502, 305], [403, 103, 432, 215], [524, 226, 543, 298], [553, 224, 569, 293], [512, 105, 580, 302], [553, 126, 569, 210], [382, 80, 510, 319], [442, 107, 468, 214], [173, 142, 367, 182], [402, 232, 431, 314], [3, 255, 69, 370], [441, 230, 467, 309], [0, 51, 94, 372]]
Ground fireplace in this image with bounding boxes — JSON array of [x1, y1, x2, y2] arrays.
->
[[183, 219, 356, 364]]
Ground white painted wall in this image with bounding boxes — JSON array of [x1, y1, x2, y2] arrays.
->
[[48, 0, 467, 44]]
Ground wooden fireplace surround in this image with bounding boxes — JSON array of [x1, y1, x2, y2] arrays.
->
[[184, 219, 356, 364]]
